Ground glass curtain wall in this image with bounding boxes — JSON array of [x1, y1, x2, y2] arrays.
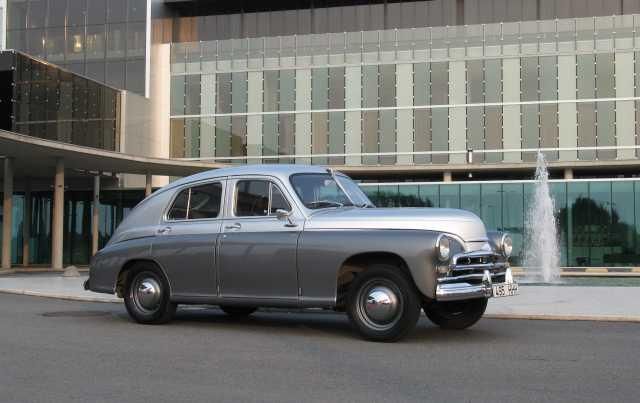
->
[[169, 15, 640, 164], [6, 0, 148, 94], [0, 51, 121, 150], [2, 181, 639, 268], [0, 189, 144, 266], [361, 179, 640, 268]]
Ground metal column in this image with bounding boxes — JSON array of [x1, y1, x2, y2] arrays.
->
[[22, 179, 31, 266], [51, 159, 65, 270], [91, 175, 100, 256], [2, 158, 14, 270], [145, 173, 153, 197]]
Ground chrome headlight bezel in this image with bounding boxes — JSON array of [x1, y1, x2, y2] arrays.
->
[[500, 233, 513, 258], [435, 234, 451, 262]]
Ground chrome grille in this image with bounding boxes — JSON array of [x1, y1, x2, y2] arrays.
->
[[438, 251, 508, 285]]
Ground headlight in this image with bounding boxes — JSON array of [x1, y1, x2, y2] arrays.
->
[[436, 234, 451, 262], [501, 234, 513, 258]]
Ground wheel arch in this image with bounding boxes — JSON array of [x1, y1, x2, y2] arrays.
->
[[335, 251, 417, 309], [116, 258, 172, 298]]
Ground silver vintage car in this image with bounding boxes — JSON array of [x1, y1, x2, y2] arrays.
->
[[86, 165, 518, 341]]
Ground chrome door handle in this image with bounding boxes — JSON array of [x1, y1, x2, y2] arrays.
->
[[157, 226, 172, 235], [224, 223, 241, 230]]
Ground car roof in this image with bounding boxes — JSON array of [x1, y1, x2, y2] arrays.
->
[[160, 164, 331, 193]]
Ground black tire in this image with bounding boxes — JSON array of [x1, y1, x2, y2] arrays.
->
[[220, 306, 257, 317], [123, 263, 176, 324], [346, 265, 421, 342], [423, 298, 487, 330]]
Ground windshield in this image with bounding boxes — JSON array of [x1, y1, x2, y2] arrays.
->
[[290, 173, 375, 210]]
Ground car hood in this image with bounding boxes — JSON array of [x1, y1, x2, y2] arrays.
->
[[305, 207, 489, 243]]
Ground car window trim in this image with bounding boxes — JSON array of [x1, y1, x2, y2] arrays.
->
[[231, 177, 293, 219], [162, 179, 226, 223]]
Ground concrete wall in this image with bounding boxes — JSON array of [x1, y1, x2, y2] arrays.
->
[[119, 43, 171, 189]]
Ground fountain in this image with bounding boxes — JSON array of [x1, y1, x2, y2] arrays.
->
[[523, 151, 561, 283]]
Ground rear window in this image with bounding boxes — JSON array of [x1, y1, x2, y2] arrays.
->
[[167, 182, 222, 220]]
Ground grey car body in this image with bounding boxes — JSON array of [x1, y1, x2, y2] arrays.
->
[[87, 164, 513, 309]]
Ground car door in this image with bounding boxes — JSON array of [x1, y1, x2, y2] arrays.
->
[[218, 177, 301, 302], [152, 180, 225, 297]]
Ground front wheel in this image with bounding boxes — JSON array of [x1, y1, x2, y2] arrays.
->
[[124, 264, 176, 324], [347, 265, 421, 342], [423, 298, 487, 330]]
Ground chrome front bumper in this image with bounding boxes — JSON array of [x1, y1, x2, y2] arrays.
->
[[435, 251, 517, 302]]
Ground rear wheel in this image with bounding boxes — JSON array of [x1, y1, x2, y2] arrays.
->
[[346, 265, 421, 342], [220, 306, 257, 317], [123, 263, 176, 324], [423, 298, 487, 330]]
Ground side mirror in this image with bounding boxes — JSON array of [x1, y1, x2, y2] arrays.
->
[[275, 209, 297, 227]]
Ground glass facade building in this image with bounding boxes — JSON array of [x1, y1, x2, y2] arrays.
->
[[0, 189, 144, 266], [6, 0, 148, 94], [0, 50, 121, 149], [169, 14, 640, 164], [2, 179, 640, 267], [2, 0, 640, 270], [361, 179, 640, 268]]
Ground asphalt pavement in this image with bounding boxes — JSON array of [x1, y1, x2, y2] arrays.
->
[[0, 293, 639, 403]]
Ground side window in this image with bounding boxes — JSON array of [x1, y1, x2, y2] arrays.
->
[[235, 180, 269, 216], [188, 183, 222, 219], [167, 182, 223, 220], [269, 183, 291, 214], [167, 189, 189, 220]]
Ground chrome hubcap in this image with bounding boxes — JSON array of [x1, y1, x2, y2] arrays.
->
[[134, 277, 161, 312], [358, 280, 402, 330], [364, 286, 399, 323]]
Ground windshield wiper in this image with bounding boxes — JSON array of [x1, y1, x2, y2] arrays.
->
[[307, 200, 344, 209]]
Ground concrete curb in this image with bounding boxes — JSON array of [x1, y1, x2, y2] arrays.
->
[[2, 289, 640, 324], [0, 289, 120, 304], [484, 313, 640, 323]]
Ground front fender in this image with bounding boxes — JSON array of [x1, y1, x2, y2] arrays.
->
[[298, 229, 441, 306]]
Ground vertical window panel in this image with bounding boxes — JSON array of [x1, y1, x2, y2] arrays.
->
[[379, 109, 396, 165], [379, 64, 396, 107], [184, 117, 200, 158], [439, 185, 460, 209], [231, 116, 246, 157], [312, 67, 328, 110], [215, 115, 231, 158], [328, 67, 345, 109], [577, 102, 597, 160], [521, 104, 539, 162], [596, 54, 615, 160], [231, 72, 247, 114], [263, 70, 279, 112], [279, 114, 295, 163], [413, 62, 430, 106], [362, 65, 378, 108], [414, 109, 431, 164], [184, 74, 201, 115], [481, 184, 503, 231], [216, 73, 231, 114], [362, 111, 379, 165], [611, 182, 636, 266], [485, 106, 502, 162], [589, 182, 613, 266], [263, 114, 278, 158], [311, 112, 328, 164], [328, 111, 345, 165], [170, 118, 185, 157], [279, 70, 295, 112]]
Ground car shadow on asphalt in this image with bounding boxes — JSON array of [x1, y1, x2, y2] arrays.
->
[[110, 306, 506, 344]]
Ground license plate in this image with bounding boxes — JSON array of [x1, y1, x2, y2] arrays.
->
[[492, 282, 518, 298]]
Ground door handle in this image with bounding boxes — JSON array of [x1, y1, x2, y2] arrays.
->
[[157, 226, 172, 235], [224, 223, 242, 230]]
